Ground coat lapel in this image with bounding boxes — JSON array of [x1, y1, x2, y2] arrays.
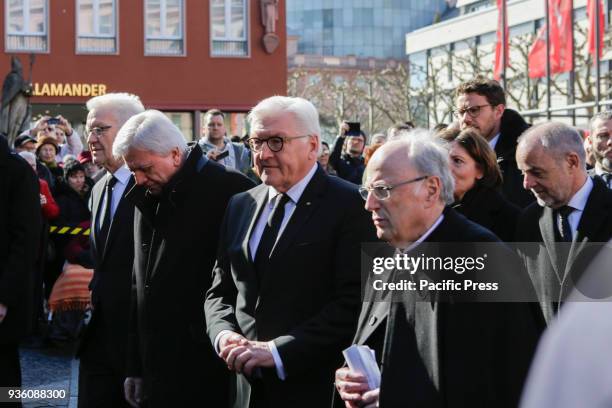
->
[[101, 176, 135, 260], [539, 206, 564, 281], [268, 167, 327, 259]]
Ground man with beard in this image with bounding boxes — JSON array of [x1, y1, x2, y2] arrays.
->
[[329, 122, 366, 184], [454, 77, 534, 208], [115, 110, 254, 407], [588, 111, 612, 189], [515, 122, 612, 324]]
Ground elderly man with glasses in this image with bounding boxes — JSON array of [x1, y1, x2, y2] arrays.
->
[[334, 132, 542, 408], [454, 77, 534, 208], [204, 96, 376, 408]]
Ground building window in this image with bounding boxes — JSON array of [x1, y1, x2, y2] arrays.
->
[[5, 0, 48, 52], [77, 0, 117, 54], [145, 0, 184, 56], [210, 0, 248, 57]]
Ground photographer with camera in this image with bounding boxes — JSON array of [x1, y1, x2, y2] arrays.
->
[[329, 121, 367, 184], [29, 115, 83, 162]]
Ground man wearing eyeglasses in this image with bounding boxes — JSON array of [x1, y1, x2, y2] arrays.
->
[[204, 96, 376, 408], [455, 77, 534, 208], [335, 134, 541, 408], [76, 93, 145, 408]]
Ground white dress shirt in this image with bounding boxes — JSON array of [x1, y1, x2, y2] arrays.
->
[[489, 132, 501, 150], [562, 176, 593, 239], [217, 163, 319, 381]]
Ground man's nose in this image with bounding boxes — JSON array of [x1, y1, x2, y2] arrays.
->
[[523, 174, 535, 190], [259, 142, 274, 160], [133, 172, 147, 186], [364, 191, 380, 212], [87, 132, 97, 145]]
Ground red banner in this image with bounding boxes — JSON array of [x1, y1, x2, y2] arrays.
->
[[494, 0, 509, 80], [528, 0, 573, 78], [587, 0, 605, 58]]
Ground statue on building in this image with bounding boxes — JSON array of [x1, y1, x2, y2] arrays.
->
[[1, 56, 33, 147], [260, 0, 280, 54]]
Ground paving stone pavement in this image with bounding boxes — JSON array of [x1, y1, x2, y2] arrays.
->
[[19, 342, 79, 408]]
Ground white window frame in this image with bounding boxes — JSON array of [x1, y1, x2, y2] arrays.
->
[[75, 0, 119, 55], [144, 0, 186, 57], [5, 0, 49, 53], [210, 0, 250, 58]]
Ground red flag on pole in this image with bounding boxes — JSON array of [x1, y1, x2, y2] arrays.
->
[[555, 0, 574, 72], [528, 0, 573, 78], [494, 0, 509, 80], [587, 0, 605, 58]]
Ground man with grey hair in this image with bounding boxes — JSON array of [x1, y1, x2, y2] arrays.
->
[[588, 111, 612, 188], [77, 92, 144, 408], [204, 96, 376, 408], [516, 122, 612, 324], [114, 109, 254, 407], [335, 133, 541, 408]]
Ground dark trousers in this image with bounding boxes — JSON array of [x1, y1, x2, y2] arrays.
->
[[78, 324, 129, 408], [0, 345, 22, 407]]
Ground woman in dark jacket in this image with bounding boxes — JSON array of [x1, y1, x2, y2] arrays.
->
[[46, 161, 92, 299], [440, 128, 520, 242]]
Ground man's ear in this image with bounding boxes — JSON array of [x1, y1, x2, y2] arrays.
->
[[171, 147, 182, 167], [423, 176, 442, 207], [566, 152, 581, 170], [308, 135, 320, 161], [495, 104, 506, 120]]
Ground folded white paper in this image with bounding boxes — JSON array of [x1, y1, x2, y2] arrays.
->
[[342, 345, 381, 390]]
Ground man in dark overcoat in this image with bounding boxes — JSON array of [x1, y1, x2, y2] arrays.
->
[[114, 110, 254, 407]]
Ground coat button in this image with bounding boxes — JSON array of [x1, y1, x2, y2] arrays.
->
[[369, 316, 378, 326], [142, 243, 149, 253]]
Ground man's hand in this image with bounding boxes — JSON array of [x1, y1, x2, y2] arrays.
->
[[361, 388, 380, 408], [124, 377, 144, 407], [56, 115, 73, 136], [207, 150, 220, 161], [335, 367, 371, 408], [31, 116, 51, 138], [338, 121, 349, 137], [221, 339, 275, 376], [219, 331, 248, 356], [0, 303, 7, 324], [40, 194, 47, 205]]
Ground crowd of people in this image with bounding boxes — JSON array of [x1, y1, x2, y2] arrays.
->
[[0, 76, 611, 408]]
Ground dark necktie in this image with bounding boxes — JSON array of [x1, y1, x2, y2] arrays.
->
[[254, 193, 291, 282], [556, 205, 574, 242], [98, 175, 117, 250], [602, 172, 612, 188]]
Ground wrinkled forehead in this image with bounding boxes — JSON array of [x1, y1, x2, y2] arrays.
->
[[592, 118, 612, 134]]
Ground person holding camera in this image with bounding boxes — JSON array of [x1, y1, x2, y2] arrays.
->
[[29, 115, 83, 162], [329, 121, 366, 184], [198, 109, 251, 175]]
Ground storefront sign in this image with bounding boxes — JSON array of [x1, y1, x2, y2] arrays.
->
[[33, 83, 107, 97]]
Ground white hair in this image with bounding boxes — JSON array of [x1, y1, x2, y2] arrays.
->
[[18, 151, 36, 166], [248, 96, 321, 143], [388, 129, 455, 205], [113, 110, 188, 158], [86, 92, 145, 125], [518, 122, 586, 166]]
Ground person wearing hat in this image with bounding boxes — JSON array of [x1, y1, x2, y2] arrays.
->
[[29, 115, 84, 163], [36, 136, 63, 189], [14, 134, 55, 189], [77, 150, 103, 183]]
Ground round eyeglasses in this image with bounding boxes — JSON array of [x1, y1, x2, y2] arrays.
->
[[247, 135, 310, 153]]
